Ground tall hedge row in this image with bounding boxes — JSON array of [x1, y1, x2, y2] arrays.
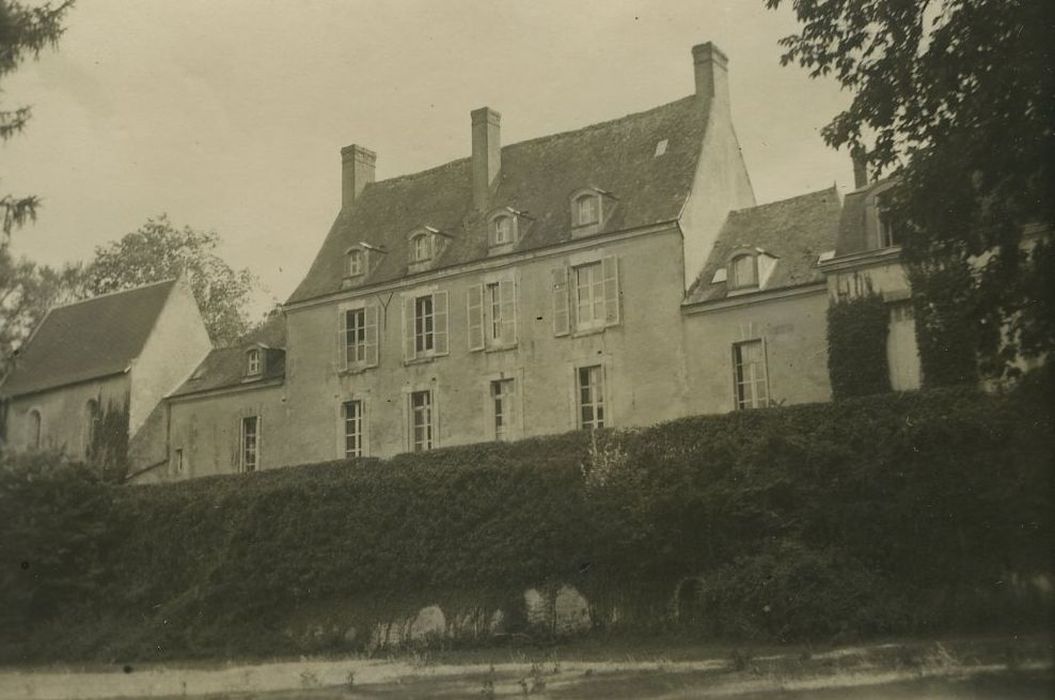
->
[[1, 380, 1052, 661]]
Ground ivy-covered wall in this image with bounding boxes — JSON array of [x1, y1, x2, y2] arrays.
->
[[826, 292, 892, 399]]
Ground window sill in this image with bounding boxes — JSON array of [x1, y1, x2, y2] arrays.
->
[[403, 353, 447, 367], [337, 364, 376, 376], [571, 324, 614, 339], [484, 342, 518, 354]]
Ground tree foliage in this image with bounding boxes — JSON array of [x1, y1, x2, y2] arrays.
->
[[0, 0, 74, 237], [767, 0, 1055, 377], [0, 245, 83, 374], [81, 215, 258, 346]]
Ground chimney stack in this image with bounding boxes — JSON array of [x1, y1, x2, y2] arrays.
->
[[851, 147, 869, 189], [471, 107, 501, 210], [341, 144, 376, 209], [692, 42, 730, 106]]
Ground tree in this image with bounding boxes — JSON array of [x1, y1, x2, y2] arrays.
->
[[81, 215, 257, 346], [0, 246, 82, 375], [1, 0, 74, 237], [767, 0, 1055, 381]]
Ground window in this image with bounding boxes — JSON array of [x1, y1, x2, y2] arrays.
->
[[343, 400, 364, 458], [491, 379, 516, 440], [729, 254, 758, 289], [240, 416, 259, 472], [492, 215, 513, 246], [577, 365, 605, 430], [247, 348, 262, 376], [410, 390, 433, 452], [733, 340, 769, 410], [552, 257, 620, 336], [575, 194, 599, 226], [415, 295, 433, 353], [876, 193, 905, 249], [347, 249, 364, 277], [403, 291, 448, 361], [467, 280, 516, 351], [411, 234, 432, 263], [174, 448, 184, 475], [338, 305, 378, 370], [27, 409, 42, 450]]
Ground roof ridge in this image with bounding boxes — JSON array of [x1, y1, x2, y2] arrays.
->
[[364, 94, 699, 191], [48, 277, 179, 311], [729, 186, 838, 216]]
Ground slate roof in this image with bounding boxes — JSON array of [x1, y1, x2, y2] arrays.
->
[[685, 187, 842, 305], [288, 95, 710, 304], [0, 280, 178, 398], [169, 314, 286, 398]]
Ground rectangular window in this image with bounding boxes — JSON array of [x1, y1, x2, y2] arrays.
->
[[344, 308, 366, 365], [487, 282, 502, 341], [410, 390, 433, 452], [247, 350, 261, 375], [491, 379, 516, 440], [240, 416, 259, 472], [414, 295, 434, 353], [343, 400, 364, 458], [577, 365, 605, 430], [404, 291, 448, 361], [575, 262, 605, 330], [733, 340, 769, 410]]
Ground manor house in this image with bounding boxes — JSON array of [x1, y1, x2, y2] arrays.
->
[[0, 41, 922, 482]]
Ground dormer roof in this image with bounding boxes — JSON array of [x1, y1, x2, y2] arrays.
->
[[169, 315, 286, 397]]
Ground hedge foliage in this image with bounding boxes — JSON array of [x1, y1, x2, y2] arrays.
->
[[827, 292, 893, 399], [1, 381, 1052, 661]]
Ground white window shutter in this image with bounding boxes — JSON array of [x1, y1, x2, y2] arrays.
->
[[336, 310, 348, 371], [467, 284, 484, 351], [364, 304, 379, 367], [403, 295, 416, 361], [552, 267, 570, 336], [602, 255, 620, 326], [499, 278, 517, 345], [433, 290, 449, 355]]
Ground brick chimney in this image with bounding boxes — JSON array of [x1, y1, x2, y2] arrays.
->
[[692, 42, 730, 107], [851, 146, 870, 189], [341, 144, 376, 210], [471, 107, 501, 210]]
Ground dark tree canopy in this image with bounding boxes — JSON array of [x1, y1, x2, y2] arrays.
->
[[768, 0, 1055, 379], [82, 215, 258, 347], [0, 0, 74, 237]]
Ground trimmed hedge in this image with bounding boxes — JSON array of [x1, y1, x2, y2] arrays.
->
[[1, 381, 1052, 660]]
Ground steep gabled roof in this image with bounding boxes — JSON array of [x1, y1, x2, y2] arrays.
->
[[0, 280, 178, 398], [685, 187, 842, 305], [288, 95, 710, 304], [169, 314, 286, 398]]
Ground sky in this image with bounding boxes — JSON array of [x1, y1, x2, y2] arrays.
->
[[2, 0, 853, 314]]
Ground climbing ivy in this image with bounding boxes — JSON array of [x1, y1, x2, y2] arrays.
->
[[907, 257, 980, 387], [86, 400, 129, 483], [826, 292, 891, 399]]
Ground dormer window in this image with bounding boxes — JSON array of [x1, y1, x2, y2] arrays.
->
[[410, 233, 433, 263], [729, 254, 758, 290], [246, 348, 262, 376], [877, 196, 905, 248], [347, 249, 364, 277], [492, 215, 513, 246], [575, 194, 599, 226]]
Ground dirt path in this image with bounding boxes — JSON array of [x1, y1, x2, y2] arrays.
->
[[0, 637, 1050, 699]]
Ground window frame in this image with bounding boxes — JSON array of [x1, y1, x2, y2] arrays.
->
[[403, 289, 449, 362], [408, 389, 434, 452], [246, 348, 262, 376], [27, 408, 43, 450], [576, 364, 606, 430], [728, 253, 759, 290], [240, 415, 260, 472], [342, 399, 365, 458], [574, 193, 600, 226], [732, 339, 770, 410], [490, 378, 516, 441], [347, 248, 365, 277], [490, 214, 515, 247], [173, 448, 184, 475], [410, 233, 433, 263]]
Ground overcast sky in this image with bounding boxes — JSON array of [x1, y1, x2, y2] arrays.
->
[[2, 0, 853, 313]]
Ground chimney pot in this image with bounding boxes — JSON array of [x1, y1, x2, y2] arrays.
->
[[341, 144, 376, 209], [692, 42, 730, 104], [471, 107, 501, 210]]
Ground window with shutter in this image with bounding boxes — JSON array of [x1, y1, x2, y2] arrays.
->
[[602, 256, 620, 325], [433, 291, 449, 355], [405, 291, 448, 361]]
